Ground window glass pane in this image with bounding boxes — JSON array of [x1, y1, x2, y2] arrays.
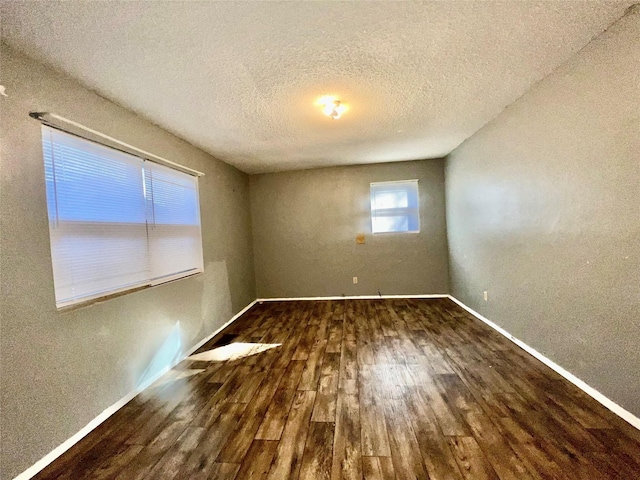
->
[[372, 215, 409, 233], [370, 180, 420, 234], [45, 131, 146, 224], [145, 162, 204, 282], [373, 190, 408, 210], [49, 223, 150, 302], [146, 167, 200, 226]]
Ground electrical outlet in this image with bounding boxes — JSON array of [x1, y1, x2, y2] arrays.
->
[[353, 277, 358, 284], [483, 291, 488, 301]]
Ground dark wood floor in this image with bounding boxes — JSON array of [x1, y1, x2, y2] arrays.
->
[[34, 299, 640, 480]]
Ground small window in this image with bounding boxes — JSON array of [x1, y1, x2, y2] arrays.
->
[[42, 126, 204, 308], [370, 180, 420, 233]]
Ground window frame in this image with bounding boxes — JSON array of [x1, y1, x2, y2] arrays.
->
[[370, 179, 420, 234], [41, 125, 204, 309]]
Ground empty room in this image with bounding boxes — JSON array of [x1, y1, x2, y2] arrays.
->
[[1, 1, 639, 479]]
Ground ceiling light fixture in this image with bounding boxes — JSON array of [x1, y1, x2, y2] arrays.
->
[[317, 96, 347, 120]]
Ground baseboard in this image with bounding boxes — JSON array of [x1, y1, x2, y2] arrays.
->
[[257, 294, 449, 301], [13, 299, 258, 480], [183, 299, 258, 362], [447, 295, 640, 432]]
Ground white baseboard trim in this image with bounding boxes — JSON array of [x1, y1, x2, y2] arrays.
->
[[447, 295, 640, 431], [13, 299, 258, 480], [183, 299, 258, 362], [257, 294, 449, 302]]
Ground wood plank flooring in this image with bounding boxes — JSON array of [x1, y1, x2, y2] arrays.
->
[[33, 299, 640, 479]]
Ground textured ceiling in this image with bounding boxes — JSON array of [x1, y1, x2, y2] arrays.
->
[[0, 1, 633, 174]]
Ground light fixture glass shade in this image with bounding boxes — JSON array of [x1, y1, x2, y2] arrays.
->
[[317, 96, 347, 119]]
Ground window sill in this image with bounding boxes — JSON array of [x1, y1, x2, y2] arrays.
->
[[372, 230, 421, 235], [56, 270, 203, 313]]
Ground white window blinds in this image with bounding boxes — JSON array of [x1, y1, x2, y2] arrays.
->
[[42, 126, 204, 307], [144, 161, 203, 284], [370, 180, 420, 233]]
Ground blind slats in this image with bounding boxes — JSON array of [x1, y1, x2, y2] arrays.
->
[[145, 162, 203, 282], [42, 126, 204, 307]]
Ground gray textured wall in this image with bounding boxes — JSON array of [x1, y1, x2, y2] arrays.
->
[[250, 160, 450, 298], [446, 10, 640, 416], [0, 45, 256, 479]]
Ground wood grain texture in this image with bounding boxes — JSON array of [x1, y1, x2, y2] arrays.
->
[[32, 299, 640, 480], [299, 421, 335, 480]]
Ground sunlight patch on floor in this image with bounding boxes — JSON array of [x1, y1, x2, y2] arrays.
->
[[188, 342, 281, 362]]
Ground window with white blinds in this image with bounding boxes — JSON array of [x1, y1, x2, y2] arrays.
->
[[42, 126, 204, 308], [370, 180, 420, 233]]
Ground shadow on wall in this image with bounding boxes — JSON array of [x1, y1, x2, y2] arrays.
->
[[134, 260, 234, 390]]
